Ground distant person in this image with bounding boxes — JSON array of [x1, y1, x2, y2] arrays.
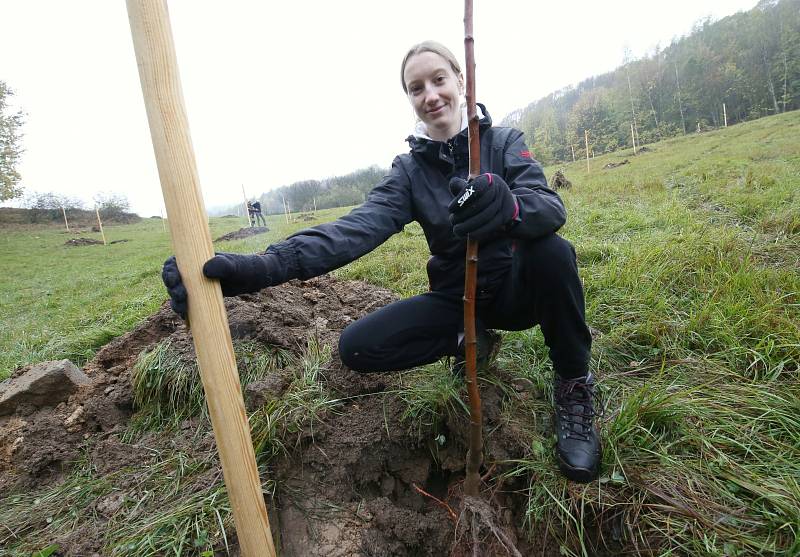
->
[[162, 41, 600, 482], [251, 200, 266, 227]]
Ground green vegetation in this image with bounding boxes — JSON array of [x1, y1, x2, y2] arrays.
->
[[1, 110, 798, 555], [504, 0, 800, 165]]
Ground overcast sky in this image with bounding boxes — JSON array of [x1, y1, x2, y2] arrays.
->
[[2, 0, 758, 216]]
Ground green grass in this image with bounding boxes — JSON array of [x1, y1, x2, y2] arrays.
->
[[1, 110, 799, 555]]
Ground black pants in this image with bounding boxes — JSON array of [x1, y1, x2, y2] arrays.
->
[[338, 233, 591, 379]]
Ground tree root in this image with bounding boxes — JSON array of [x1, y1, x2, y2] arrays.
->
[[454, 495, 522, 557]]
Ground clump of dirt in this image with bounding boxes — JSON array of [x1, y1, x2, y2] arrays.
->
[[0, 275, 542, 556], [604, 159, 630, 169], [215, 226, 269, 242], [64, 238, 131, 247], [64, 237, 103, 246], [550, 169, 572, 190]]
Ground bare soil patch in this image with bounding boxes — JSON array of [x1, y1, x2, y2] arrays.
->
[[214, 226, 269, 242], [0, 275, 548, 556]]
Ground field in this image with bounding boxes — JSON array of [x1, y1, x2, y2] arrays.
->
[[1, 110, 799, 556]]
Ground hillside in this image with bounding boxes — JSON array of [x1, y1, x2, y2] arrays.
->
[[503, 0, 800, 166]]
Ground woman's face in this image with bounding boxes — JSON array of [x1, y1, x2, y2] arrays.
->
[[403, 51, 464, 141]]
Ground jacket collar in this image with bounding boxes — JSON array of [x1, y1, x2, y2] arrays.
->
[[406, 103, 493, 165]]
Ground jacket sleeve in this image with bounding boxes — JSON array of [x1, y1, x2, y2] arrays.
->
[[265, 158, 414, 281], [501, 129, 566, 240]]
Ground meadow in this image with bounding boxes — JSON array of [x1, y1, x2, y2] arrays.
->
[[1, 110, 798, 555]]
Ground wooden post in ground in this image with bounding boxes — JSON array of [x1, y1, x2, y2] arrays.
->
[[723, 103, 728, 127], [584, 129, 590, 173], [160, 209, 167, 233], [126, 2, 276, 556], [241, 184, 252, 227], [313, 197, 317, 215], [61, 206, 70, 232], [571, 144, 575, 162], [631, 122, 637, 155], [95, 207, 107, 245], [282, 195, 290, 223]]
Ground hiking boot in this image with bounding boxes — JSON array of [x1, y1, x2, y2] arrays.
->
[[553, 372, 602, 483], [452, 329, 501, 377]]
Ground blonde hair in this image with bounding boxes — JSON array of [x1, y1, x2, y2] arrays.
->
[[400, 41, 462, 93]]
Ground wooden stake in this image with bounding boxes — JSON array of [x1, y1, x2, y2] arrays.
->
[[584, 129, 590, 173], [282, 195, 290, 223], [126, 3, 276, 555], [313, 197, 317, 215], [571, 144, 575, 162], [95, 207, 107, 245], [723, 103, 728, 127], [241, 184, 252, 227], [631, 123, 637, 155], [160, 208, 167, 233], [61, 206, 70, 232], [463, 0, 484, 498]]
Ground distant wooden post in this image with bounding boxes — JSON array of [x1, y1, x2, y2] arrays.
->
[[570, 144, 575, 162], [61, 206, 70, 232], [126, 2, 277, 555], [631, 123, 637, 155], [241, 184, 252, 226], [282, 195, 290, 223], [584, 129, 590, 173], [313, 197, 317, 215], [95, 207, 107, 245], [160, 209, 167, 233], [723, 103, 728, 127]]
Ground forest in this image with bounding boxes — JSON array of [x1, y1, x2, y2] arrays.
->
[[502, 0, 800, 165]]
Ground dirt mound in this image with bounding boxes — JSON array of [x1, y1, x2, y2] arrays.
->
[[604, 159, 630, 169], [64, 237, 103, 246], [215, 226, 269, 242], [550, 170, 572, 190], [0, 275, 542, 556]]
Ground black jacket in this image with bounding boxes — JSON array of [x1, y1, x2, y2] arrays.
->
[[267, 105, 566, 297]]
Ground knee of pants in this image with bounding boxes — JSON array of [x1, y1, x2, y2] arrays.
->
[[338, 321, 368, 372]]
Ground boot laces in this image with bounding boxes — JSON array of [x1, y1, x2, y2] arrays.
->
[[555, 377, 602, 442]]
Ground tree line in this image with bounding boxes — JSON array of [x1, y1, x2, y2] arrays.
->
[[212, 165, 388, 216], [501, 0, 800, 165]]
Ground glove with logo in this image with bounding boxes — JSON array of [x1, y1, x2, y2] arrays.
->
[[448, 173, 517, 241], [161, 252, 283, 319]]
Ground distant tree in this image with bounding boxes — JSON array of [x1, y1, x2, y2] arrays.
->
[[93, 192, 131, 219], [0, 81, 25, 201]]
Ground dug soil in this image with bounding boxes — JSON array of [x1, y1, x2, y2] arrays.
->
[[0, 275, 556, 556], [214, 226, 270, 242]]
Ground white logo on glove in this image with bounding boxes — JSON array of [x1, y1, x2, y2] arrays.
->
[[457, 186, 475, 207]]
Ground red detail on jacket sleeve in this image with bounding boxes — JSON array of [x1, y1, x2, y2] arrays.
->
[[485, 173, 493, 185], [520, 150, 532, 159]]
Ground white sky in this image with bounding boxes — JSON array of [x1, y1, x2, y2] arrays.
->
[[2, 0, 758, 217]]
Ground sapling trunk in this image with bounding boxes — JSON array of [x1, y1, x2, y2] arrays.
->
[[463, 0, 484, 497]]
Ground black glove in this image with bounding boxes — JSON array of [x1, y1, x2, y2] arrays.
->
[[161, 252, 282, 319], [448, 173, 517, 240]]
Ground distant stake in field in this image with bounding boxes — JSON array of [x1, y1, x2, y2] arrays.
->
[[95, 206, 107, 245], [61, 205, 70, 232], [241, 184, 252, 227], [585, 129, 591, 173], [631, 122, 637, 155], [126, 2, 277, 556]]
